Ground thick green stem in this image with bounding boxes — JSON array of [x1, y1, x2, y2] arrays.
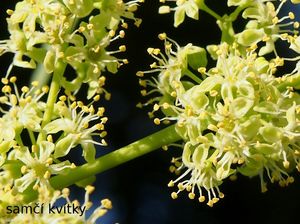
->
[[50, 124, 181, 189], [37, 61, 66, 143], [198, 2, 222, 21]]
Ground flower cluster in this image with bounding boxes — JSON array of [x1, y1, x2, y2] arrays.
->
[[0, 77, 108, 217], [0, 0, 143, 220], [1, 0, 143, 98], [139, 0, 300, 207]]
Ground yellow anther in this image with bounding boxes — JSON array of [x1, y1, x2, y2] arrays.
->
[[272, 16, 279, 24], [294, 22, 299, 29], [58, 52, 64, 58], [46, 158, 53, 165], [208, 124, 218, 132], [197, 67, 206, 74], [59, 95, 67, 102], [150, 62, 157, 68], [100, 131, 107, 138], [177, 183, 185, 191], [169, 165, 176, 173], [171, 192, 178, 199], [153, 48, 161, 55], [9, 76, 17, 83], [43, 171, 51, 179], [119, 30, 125, 38], [2, 86, 11, 93], [21, 165, 27, 174], [147, 47, 154, 54], [42, 86, 49, 93], [219, 192, 225, 198], [101, 139, 107, 146], [93, 95, 100, 102], [101, 199, 112, 209], [136, 71, 144, 77], [186, 185, 192, 192], [168, 180, 174, 187], [31, 81, 39, 87], [1, 78, 9, 85], [158, 33, 167, 40], [78, 26, 86, 33], [283, 160, 290, 169], [212, 197, 219, 203], [153, 104, 160, 111], [87, 23, 94, 30], [32, 145, 38, 153], [188, 192, 195, 200], [210, 90, 218, 97], [6, 9, 14, 15], [109, 30, 115, 37], [154, 118, 161, 125], [159, 5, 171, 14], [207, 200, 214, 207], [97, 107, 105, 116], [10, 94, 17, 105], [139, 79, 147, 87], [162, 145, 168, 151], [62, 188, 70, 197], [96, 123, 104, 130], [289, 12, 295, 20], [198, 196, 205, 203], [85, 185, 95, 194], [141, 89, 147, 96], [162, 102, 169, 109], [121, 22, 128, 29], [119, 45, 126, 52]]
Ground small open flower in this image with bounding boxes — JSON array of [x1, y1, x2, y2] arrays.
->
[[44, 96, 107, 162], [14, 141, 74, 193]]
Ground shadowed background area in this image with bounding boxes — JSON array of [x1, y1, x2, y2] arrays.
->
[[0, 1, 300, 224]]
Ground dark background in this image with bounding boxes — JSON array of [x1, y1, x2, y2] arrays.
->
[[1, 1, 300, 224]]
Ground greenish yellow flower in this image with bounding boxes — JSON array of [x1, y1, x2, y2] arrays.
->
[[159, 0, 201, 27], [44, 97, 107, 162], [14, 141, 74, 193], [235, 0, 299, 55]]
